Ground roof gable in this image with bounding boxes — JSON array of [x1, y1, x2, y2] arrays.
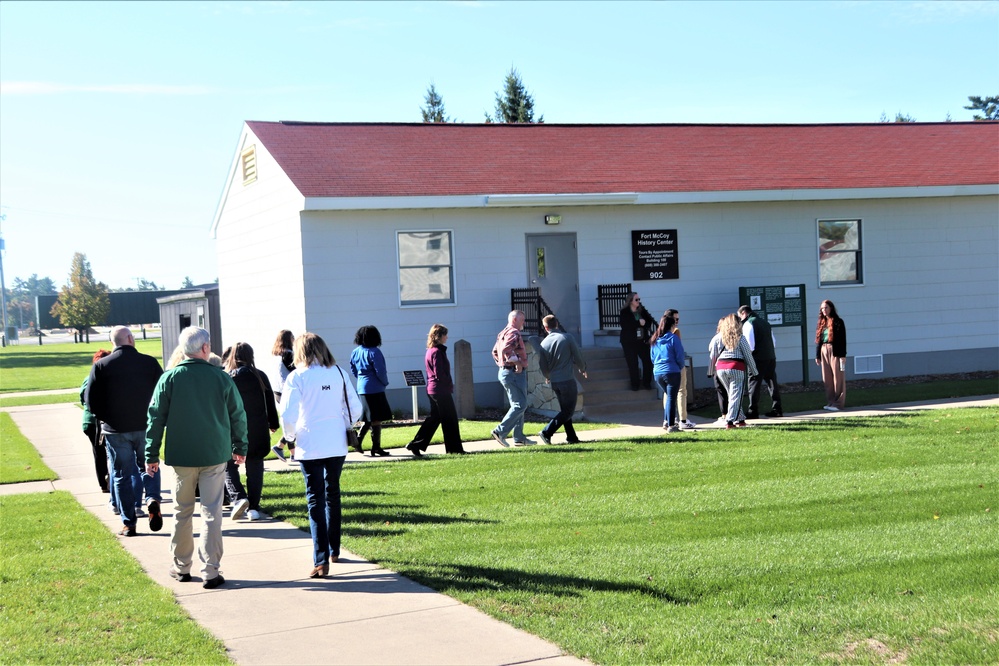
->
[[245, 121, 999, 199]]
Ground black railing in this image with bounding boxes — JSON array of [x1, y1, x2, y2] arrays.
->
[[597, 283, 632, 330], [511, 288, 556, 338]]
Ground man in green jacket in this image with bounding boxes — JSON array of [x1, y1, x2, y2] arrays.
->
[[145, 327, 248, 590]]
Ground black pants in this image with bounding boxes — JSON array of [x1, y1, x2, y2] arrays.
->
[[542, 380, 580, 443], [621, 341, 652, 390], [714, 374, 729, 417], [84, 423, 111, 493], [747, 357, 782, 417], [409, 393, 464, 453], [224, 457, 265, 510]]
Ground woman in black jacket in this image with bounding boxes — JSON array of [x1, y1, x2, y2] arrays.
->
[[223, 342, 279, 520], [618, 292, 655, 390], [815, 300, 848, 411]]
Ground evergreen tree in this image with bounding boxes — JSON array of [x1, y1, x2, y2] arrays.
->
[[489, 67, 543, 124], [50, 253, 110, 343], [7, 274, 56, 329], [420, 83, 450, 123], [181, 276, 195, 288], [964, 95, 999, 121]]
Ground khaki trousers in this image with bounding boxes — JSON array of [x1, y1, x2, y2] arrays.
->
[[819, 344, 846, 409], [171, 463, 226, 580]]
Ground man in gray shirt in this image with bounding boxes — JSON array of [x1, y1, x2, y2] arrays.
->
[[535, 315, 588, 445]]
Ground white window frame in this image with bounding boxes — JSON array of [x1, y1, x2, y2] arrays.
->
[[816, 218, 864, 287], [396, 229, 457, 308]]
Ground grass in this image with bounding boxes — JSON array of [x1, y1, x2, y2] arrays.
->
[[0, 339, 163, 393], [261, 407, 999, 664], [0, 412, 56, 484], [0, 492, 231, 664]]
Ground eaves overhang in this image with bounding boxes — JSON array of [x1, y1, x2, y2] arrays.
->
[[301, 184, 997, 212]]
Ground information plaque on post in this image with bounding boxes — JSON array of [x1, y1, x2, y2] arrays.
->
[[631, 229, 679, 281], [403, 370, 426, 421], [738, 284, 809, 385]]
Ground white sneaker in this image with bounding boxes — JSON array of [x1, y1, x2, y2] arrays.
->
[[681, 420, 697, 430], [824, 405, 840, 412], [231, 498, 249, 521], [247, 509, 262, 521], [514, 437, 536, 446]]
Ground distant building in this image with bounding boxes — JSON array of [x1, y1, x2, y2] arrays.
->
[[211, 121, 998, 409]]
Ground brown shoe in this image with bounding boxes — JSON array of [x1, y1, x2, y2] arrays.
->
[[309, 563, 330, 578]]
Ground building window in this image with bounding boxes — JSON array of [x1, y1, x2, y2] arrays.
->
[[817, 219, 863, 285], [241, 145, 257, 185], [398, 231, 454, 306]]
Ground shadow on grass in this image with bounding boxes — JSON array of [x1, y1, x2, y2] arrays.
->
[[394, 561, 693, 605]]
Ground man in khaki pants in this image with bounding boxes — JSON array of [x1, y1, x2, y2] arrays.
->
[[145, 327, 248, 589]]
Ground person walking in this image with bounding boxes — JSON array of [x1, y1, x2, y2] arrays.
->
[[491, 310, 533, 447], [279, 332, 363, 578], [265, 330, 297, 463], [223, 342, 279, 521], [406, 324, 465, 455], [619, 292, 655, 391], [739, 305, 783, 418], [650, 312, 686, 433], [535, 315, 588, 445], [80, 349, 113, 494], [815, 300, 848, 411], [714, 314, 758, 429], [349, 325, 392, 457], [145, 327, 248, 589], [664, 309, 696, 429], [706, 318, 730, 424], [85, 326, 164, 537]]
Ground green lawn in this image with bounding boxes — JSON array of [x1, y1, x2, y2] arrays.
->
[[262, 407, 999, 664], [0, 492, 231, 664], [0, 412, 56, 484], [0, 339, 163, 393]]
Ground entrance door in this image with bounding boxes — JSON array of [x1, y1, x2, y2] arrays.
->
[[526, 233, 581, 342]]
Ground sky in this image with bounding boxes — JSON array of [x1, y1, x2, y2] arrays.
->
[[0, 0, 996, 293]]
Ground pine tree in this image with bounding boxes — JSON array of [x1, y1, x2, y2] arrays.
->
[[490, 68, 543, 124], [50, 252, 110, 343], [420, 83, 450, 123], [964, 95, 999, 121]]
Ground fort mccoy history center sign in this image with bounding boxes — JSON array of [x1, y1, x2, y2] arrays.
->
[[632, 230, 679, 281]]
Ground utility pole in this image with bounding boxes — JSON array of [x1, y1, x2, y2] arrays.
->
[[0, 232, 8, 348]]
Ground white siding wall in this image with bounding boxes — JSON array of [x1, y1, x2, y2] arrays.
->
[[285, 194, 997, 394], [214, 128, 308, 359]]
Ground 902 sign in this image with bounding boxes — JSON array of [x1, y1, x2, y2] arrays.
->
[[648, 271, 664, 279]]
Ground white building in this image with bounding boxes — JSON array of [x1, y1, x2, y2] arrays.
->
[[211, 121, 999, 409]]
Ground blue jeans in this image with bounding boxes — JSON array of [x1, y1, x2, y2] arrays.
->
[[542, 380, 579, 442], [655, 373, 682, 427], [300, 456, 346, 567], [104, 430, 161, 526], [496, 368, 527, 439]]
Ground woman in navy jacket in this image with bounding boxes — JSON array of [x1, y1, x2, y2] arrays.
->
[[349, 326, 392, 456]]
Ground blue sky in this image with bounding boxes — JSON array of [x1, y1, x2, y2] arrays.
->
[[1, 0, 996, 293]]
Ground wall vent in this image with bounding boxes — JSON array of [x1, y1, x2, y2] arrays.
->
[[854, 355, 883, 375], [241, 146, 257, 185]]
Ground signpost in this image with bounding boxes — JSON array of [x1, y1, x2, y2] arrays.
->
[[403, 370, 426, 420], [631, 229, 679, 281], [738, 283, 809, 385]]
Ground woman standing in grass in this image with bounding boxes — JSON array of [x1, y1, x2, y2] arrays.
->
[[815, 300, 848, 411], [406, 324, 465, 456], [280, 332, 362, 578], [223, 342, 279, 521], [650, 312, 685, 433], [714, 314, 758, 429], [349, 325, 392, 457]]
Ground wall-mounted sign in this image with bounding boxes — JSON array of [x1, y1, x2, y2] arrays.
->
[[631, 229, 678, 281], [738, 284, 805, 327]]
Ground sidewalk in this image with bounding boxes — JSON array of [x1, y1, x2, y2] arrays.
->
[[3, 396, 997, 665]]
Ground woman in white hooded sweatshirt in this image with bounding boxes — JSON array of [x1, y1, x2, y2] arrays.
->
[[280, 332, 362, 579]]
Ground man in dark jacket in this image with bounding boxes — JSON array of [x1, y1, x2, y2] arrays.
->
[[85, 326, 164, 536], [738, 305, 783, 418]]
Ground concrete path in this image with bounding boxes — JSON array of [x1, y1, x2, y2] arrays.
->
[[2, 395, 997, 664]]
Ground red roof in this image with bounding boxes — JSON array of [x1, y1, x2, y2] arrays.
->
[[245, 121, 999, 199]]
